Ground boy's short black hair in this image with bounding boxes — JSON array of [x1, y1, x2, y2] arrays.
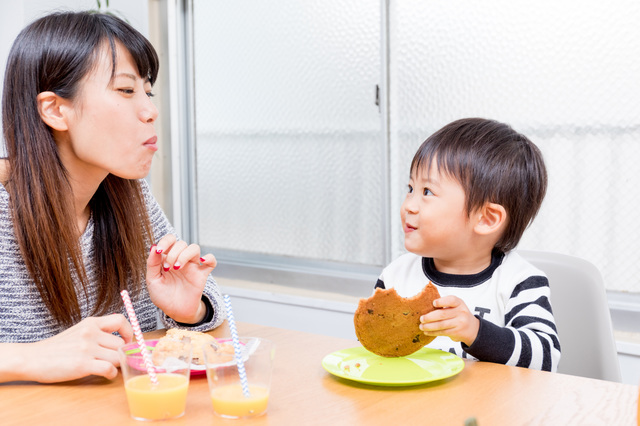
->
[[411, 118, 547, 253]]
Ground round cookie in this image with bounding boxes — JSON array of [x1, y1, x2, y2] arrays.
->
[[153, 328, 220, 365], [353, 283, 440, 357]]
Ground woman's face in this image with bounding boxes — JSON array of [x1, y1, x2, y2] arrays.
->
[[57, 42, 158, 183]]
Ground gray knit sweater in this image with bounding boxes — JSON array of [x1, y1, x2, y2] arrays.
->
[[0, 179, 225, 343]]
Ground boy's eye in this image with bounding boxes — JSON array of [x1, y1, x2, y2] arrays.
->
[[407, 185, 413, 194], [118, 88, 134, 95], [423, 188, 433, 196], [146, 91, 155, 98]]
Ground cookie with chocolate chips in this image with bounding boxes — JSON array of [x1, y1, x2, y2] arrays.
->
[[353, 283, 440, 357]]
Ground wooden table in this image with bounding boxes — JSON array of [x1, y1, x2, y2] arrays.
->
[[1, 322, 638, 425]]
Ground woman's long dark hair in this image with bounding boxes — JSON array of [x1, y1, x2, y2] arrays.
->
[[1, 11, 158, 325]]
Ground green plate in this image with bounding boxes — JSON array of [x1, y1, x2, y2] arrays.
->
[[322, 346, 464, 386]]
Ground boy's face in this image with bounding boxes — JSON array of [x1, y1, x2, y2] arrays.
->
[[401, 163, 476, 261]]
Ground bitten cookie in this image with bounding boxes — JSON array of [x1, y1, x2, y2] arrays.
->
[[353, 283, 440, 357], [153, 328, 224, 365]]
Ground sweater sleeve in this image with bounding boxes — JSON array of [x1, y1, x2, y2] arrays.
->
[[463, 276, 561, 372], [140, 179, 226, 332], [161, 275, 226, 332]]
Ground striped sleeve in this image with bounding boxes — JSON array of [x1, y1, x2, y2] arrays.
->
[[464, 276, 561, 372]]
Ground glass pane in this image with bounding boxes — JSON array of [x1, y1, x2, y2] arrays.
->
[[192, 1, 384, 266], [389, 0, 640, 292]]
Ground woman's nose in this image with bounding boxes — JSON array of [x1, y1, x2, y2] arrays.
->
[[139, 97, 159, 123]]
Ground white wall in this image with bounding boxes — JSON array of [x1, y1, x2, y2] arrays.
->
[[220, 282, 359, 341], [0, 0, 149, 85], [0, 0, 148, 152]]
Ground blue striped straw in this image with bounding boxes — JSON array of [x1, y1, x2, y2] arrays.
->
[[223, 294, 250, 397]]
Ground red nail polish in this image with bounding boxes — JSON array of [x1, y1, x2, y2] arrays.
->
[[173, 264, 180, 270], [163, 265, 170, 272], [156, 248, 163, 254], [200, 257, 206, 263], [150, 245, 156, 252]]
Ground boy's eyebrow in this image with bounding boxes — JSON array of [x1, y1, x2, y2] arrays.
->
[[421, 175, 441, 188]]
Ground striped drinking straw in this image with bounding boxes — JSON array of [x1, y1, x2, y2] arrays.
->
[[223, 294, 250, 397], [120, 289, 158, 386]]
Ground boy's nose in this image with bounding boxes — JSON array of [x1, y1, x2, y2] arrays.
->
[[402, 195, 419, 213]]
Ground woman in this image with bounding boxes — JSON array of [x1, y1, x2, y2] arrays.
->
[[0, 11, 225, 383]]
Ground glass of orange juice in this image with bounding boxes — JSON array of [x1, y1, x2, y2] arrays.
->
[[118, 339, 192, 421], [203, 337, 275, 419]]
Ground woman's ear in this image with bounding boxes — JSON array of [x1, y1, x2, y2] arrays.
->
[[36, 91, 69, 131], [474, 202, 507, 236]]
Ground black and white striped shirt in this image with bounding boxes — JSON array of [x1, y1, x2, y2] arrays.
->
[[375, 251, 561, 372]]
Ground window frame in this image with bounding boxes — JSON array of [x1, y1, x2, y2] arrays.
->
[[162, 0, 391, 297], [154, 0, 640, 337]]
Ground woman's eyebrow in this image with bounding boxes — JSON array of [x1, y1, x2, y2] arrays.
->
[[113, 72, 151, 85], [114, 72, 138, 81]]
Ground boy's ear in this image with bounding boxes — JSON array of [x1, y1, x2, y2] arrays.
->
[[36, 91, 70, 131], [474, 202, 507, 236]]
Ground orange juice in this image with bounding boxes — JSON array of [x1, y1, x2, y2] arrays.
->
[[125, 373, 189, 420], [210, 384, 269, 418]]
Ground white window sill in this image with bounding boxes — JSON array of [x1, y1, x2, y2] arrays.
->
[[217, 277, 360, 314]]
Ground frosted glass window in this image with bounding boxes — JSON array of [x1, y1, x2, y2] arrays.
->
[[188, 0, 640, 295], [192, 1, 384, 267], [388, 1, 640, 293]]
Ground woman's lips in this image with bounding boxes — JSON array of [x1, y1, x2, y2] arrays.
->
[[144, 136, 158, 151]]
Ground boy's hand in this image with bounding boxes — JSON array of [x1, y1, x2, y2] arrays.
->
[[419, 295, 480, 347]]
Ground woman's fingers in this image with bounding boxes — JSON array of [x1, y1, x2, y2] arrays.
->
[[25, 315, 134, 383], [153, 234, 177, 255], [85, 359, 120, 380], [100, 313, 133, 343], [167, 242, 197, 270], [150, 235, 217, 272], [199, 253, 217, 269]]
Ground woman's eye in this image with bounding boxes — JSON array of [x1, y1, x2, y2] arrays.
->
[[407, 185, 413, 194], [423, 188, 433, 196], [146, 91, 155, 98], [118, 88, 134, 95]]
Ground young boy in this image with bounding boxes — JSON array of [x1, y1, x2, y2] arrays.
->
[[375, 118, 561, 372]]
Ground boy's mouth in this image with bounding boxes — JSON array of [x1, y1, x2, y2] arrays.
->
[[404, 223, 417, 232]]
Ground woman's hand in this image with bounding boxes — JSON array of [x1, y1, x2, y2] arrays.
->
[[419, 295, 480, 347], [1, 314, 133, 383], [145, 234, 217, 324]]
